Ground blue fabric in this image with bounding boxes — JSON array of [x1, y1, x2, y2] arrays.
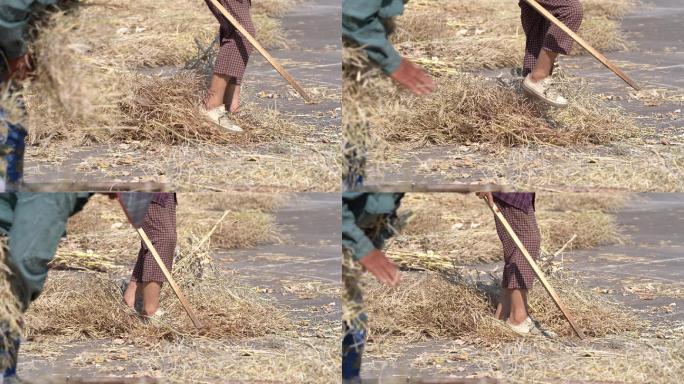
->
[[1, 333, 19, 378], [342, 323, 365, 380], [0, 94, 27, 191], [0, 0, 57, 60]]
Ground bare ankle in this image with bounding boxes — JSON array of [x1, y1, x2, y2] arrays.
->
[[529, 72, 547, 83], [509, 312, 528, 325]]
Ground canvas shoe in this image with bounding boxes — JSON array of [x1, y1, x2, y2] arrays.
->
[[143, 309, 167, 325], [506, 316, 540, 336], [201, 105, 243, 133], [522, 75, 568, 108]]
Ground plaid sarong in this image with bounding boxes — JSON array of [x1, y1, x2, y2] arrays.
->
[[495, 204, 541, 289], [520, 0, 584, 76], [205, 0, 255, 84], [130, 199, 177, 284]]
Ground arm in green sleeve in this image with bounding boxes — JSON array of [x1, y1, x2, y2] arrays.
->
[[342, 199, 376, 261], [0, 0, 56, 60], [342, 0, 403, 74], [0, 0, 34, 60]]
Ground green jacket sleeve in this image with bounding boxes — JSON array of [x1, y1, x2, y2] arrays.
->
[[342, 0, 403, 74], [342, 195, 377, 261], [0, 0, 55, 60]]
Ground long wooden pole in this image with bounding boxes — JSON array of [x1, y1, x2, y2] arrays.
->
[[483, 196, 585, 339], [136, 228, 203, 329], [356, 183, 507, 193], [523, 0, 640, 91], [206, 0, 314, 102]]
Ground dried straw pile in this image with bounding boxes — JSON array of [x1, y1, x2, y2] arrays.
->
[[24, 0, 298, 147], [24, 192, 291, 343], [25, 270, 290, 342], [342, 0, 640, 166], [363, 270, 642, 344], [347, 65, 638, 151]]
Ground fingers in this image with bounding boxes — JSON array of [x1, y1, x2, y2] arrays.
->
[[360, 249, 401, 288], [386, 262, 401, 287], [405, 64, 434, 95], [390, 58, 435, 96]]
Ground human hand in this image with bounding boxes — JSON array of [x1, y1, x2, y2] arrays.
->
[[389, 57, 435, 95], [359, 248, 401, 287], [476, 192, 494, 208]]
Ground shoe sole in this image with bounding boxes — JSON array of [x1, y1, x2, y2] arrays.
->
[[522, 81, 568, 108]]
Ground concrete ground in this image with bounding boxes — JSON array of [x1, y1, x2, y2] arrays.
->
[[367, 0, 684, 188], [23, 0, 341, 191], [361, 193, 684, 382], [16, 193, 341, 382]]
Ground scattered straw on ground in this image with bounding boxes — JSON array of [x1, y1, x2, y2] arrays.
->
[[387, 193, 627, 270], [392, 0, 636, 71], [19, 0, 340, 191], [344, 0, 683, 191], [17, 192, 338, 382]]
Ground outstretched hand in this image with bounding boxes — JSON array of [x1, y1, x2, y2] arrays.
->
[[359, 248, 401, 287], [389, 57, 435, 96]]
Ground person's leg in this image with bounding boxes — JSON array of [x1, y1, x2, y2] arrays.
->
[[220, 0, 253, 113], [508, 288, 529, 325], [223, 81, 241, 113], [137, 197, 177, 317], [526, 0, 583, 82], [529, 49, 559, 82], [342, 250, 366, 383], [141, 282, 163, 316], [123, 280, 138, 309], [495, 289, 511, 321], [495, 204, 540, 327], [519, 0, 546, 77], [205, 74, 230, 110]]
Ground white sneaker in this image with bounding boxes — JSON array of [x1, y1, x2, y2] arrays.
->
[[522, 75, 568, 108], [143, 309, 166, 324], [201, 105, 243, 133], [506, 316, 537, 335]]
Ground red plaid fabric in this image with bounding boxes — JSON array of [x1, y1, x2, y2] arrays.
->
[[493, 192, 536, 214], [130, 199, 177, 284], [519, 0, 583, 76], [495, 204, 541, 290], [205, 0, 256, 84]]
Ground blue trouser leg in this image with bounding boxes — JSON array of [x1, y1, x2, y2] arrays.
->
[[342, 251, 367, 382], [342, 322, 365, 381], [0, 95, 27, 191], [2, 332, 19, 378]]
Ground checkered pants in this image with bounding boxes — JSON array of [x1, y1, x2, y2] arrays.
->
[[495, 204, 541, 290], [519, 0, 583, 76], [205, 0, 255, 84], [130, 201, 177, 284]]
